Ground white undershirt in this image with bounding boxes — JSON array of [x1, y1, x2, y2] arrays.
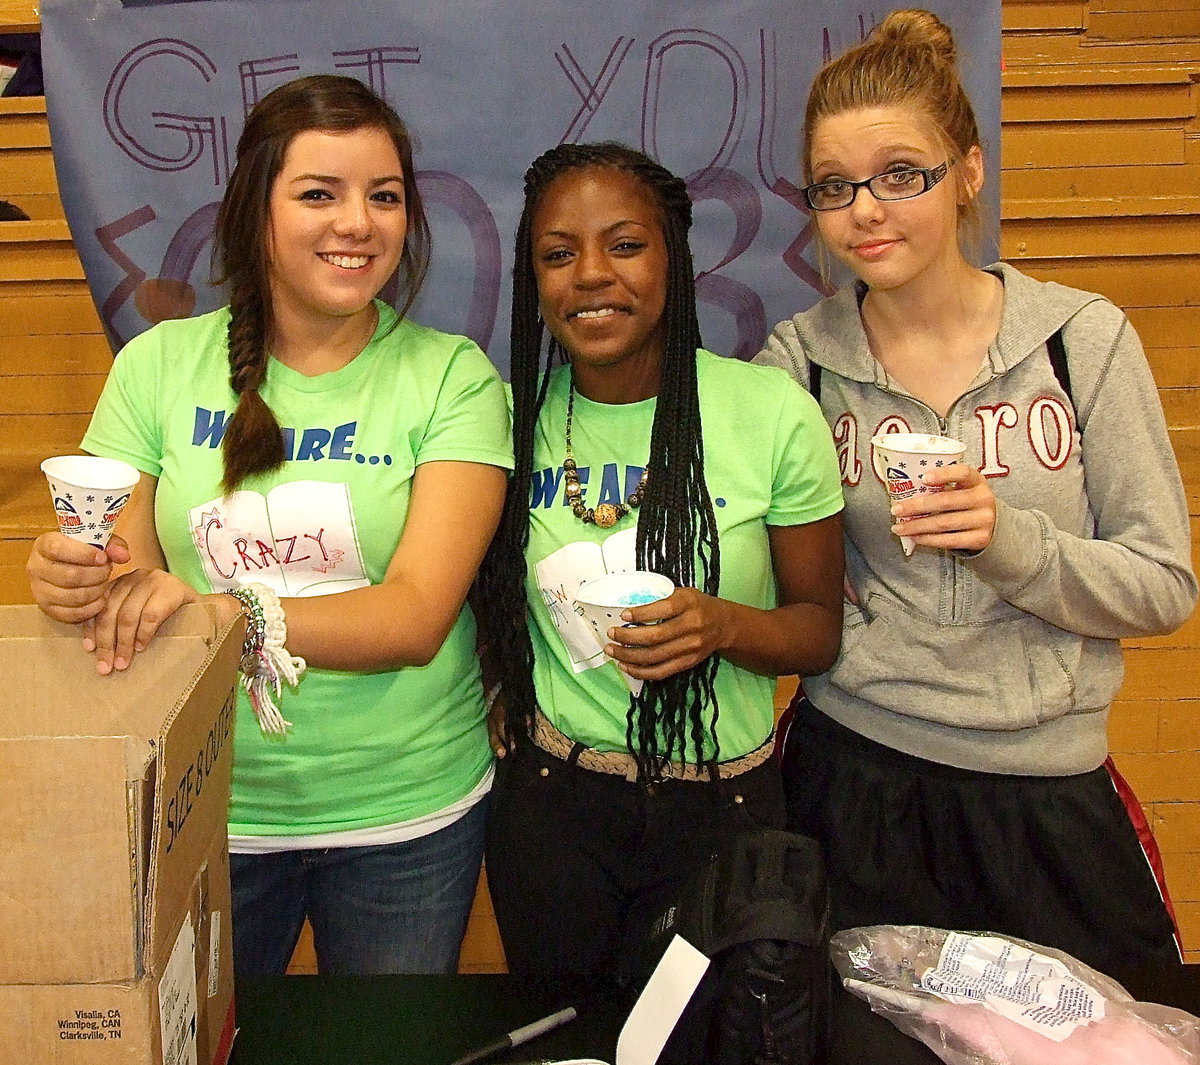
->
[[227, 764, 494, 854]]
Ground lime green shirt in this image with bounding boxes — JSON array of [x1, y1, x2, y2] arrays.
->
[[83, 302, 513, 835], [524, 351, 843, 760]]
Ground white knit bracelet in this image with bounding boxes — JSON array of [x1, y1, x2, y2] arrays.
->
[[227, 583, 307, 735]]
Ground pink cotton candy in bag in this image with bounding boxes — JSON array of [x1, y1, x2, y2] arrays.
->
[[833, 927, 1199, 1065], [917, 999, 1193, 1065]]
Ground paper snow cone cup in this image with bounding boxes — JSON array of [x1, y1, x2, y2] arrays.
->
[[870, 433, 966, 556], [574, 571, 675, 696], [41, 456, 140, 549]]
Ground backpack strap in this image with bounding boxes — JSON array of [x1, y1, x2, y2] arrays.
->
[[1045, 324, 1082, 437], [809, 361, 822, 403], [1046, 326, 1073, 411]]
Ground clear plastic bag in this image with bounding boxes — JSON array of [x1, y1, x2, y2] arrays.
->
[[830, 926, 1200, 1065]]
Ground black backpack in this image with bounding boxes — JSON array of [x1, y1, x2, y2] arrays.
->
[[628, 828, 832, 1065]]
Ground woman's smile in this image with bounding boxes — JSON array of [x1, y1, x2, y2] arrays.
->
[[569, 305, 627, 321], [266, 126, 407, 334], [532, 165, 668, 400], [850, 238, 901, 261], [318, 252, 374, 270]]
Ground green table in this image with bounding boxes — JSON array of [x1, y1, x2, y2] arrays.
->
[[228, 966, 1200, 1065], [229, 975, 608, 1065]]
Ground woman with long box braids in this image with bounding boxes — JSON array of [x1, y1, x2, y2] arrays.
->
[[476, 142, 845, 996]]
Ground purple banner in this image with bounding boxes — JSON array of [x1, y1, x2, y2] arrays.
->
[[41, 0, 1000, 372]]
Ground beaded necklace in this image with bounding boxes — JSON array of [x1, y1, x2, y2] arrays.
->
[[562, 381, 648, 529]]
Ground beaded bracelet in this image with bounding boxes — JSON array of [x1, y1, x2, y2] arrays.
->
[[226, 583, 306, 735]]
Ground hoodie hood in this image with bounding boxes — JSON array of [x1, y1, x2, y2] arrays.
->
[[797, 262, 1105, 383]]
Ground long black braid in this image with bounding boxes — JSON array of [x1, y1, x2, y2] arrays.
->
[[477, 142, 721, 778]]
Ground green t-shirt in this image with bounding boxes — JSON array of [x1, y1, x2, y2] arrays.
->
[[83, 302, 513, 835], [525, 350, 843, 760]]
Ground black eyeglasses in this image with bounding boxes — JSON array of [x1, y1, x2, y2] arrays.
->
[[801, 162, 951, 212]]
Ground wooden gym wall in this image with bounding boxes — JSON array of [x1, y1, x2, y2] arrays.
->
[[2, 0, 1197, 966]]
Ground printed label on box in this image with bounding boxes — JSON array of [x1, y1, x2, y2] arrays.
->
[[159, 915, 199, 1065], [54, 1006, 120, 1044], [208, 911, 221, 999]]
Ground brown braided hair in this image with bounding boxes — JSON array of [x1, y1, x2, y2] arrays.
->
[[477, 142, 722, 777], [212, 74, 431, 491]]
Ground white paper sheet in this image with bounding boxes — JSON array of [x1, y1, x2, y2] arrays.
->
[[615, 935, 710, 1065]]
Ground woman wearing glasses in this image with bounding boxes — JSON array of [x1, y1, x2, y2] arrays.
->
[[756, 9, 1196, 973]]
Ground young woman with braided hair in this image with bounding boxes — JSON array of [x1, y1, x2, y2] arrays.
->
[[756, 10, 1196, 973], [477, 141, 844, 993], [27, 74, 512, 976]]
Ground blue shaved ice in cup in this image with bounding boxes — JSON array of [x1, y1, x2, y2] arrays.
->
[[617, 591, 660, 606], [573, 570, 675, 693]]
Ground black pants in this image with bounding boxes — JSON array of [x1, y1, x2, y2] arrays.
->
[[485, 741, 785, 997], [782, 699, 1180, 977]]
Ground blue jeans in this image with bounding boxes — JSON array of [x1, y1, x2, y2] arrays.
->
[[230, 796, 487, 977]]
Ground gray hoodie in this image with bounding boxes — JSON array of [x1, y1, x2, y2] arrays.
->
[[756, 262, 1197, 774]]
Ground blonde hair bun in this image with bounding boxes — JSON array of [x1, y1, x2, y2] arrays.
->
[[873, 8, 958, 68]]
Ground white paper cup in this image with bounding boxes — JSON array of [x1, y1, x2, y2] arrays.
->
[[41, 456, 140, 549], [574, 571, 675, 694], [870, 433, 966, 556]]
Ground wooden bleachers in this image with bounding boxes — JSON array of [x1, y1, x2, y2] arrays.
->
[[1006, 0, 1200, 958], [1, 84, 111, 603], [0, 0, 37, 35]]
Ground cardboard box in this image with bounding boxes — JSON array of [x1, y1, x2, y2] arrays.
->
[[0, 603, 242, 1065]]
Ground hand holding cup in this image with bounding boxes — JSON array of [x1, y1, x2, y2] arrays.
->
[[872, 434, 997, 555], [29, 456, 139, 624], [574, 571, 674, 695], [871, 433, 967, 555]]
